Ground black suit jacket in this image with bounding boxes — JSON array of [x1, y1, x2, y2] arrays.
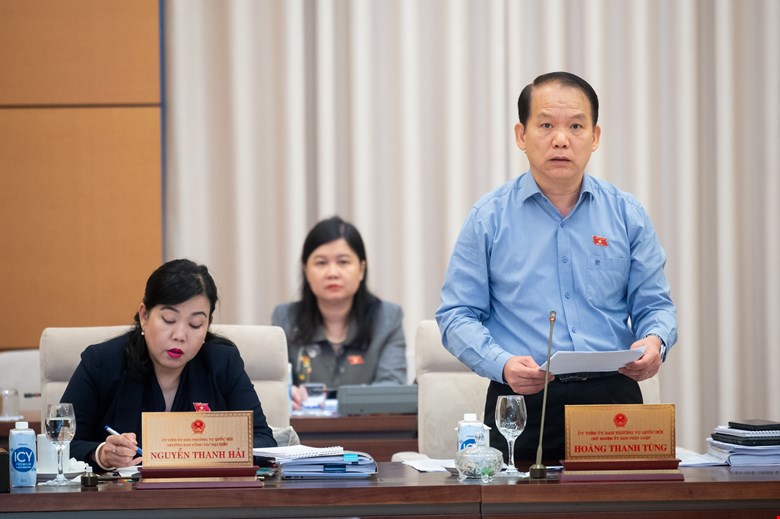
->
[[61, 333, 277, 464]]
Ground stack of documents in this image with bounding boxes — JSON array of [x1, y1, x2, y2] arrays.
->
[[705, 419, 780, 466], [706, 438, 780, 466], [253, 445, 377, 479]]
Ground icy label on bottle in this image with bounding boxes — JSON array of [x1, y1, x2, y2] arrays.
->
[[11, 446, 36, 472]]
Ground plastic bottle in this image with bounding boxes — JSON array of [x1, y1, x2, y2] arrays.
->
[[9, 421, 37, 487], [456, 413, 489, 451]]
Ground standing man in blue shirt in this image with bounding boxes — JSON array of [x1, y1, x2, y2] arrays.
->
[[436, 71, 677, 463]]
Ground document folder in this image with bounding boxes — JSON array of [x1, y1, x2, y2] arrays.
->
[[277, 450, 377, 479]]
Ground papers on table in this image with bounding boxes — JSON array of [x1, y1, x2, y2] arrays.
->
[[253, 445, 343, 460], [539, 346, 646, 374], [402, 458, 455, 473], [675, 446, 726, 467], [252, 444, 377, 479], [291, 398, 338, 417], [117, 465, 142, 477], [706, 438, 780, 466], [280, 451, 377, 479]]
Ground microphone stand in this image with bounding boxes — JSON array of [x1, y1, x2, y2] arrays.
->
[[530, 311, 556, 479]]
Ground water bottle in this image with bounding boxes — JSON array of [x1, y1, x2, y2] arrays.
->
[[9, 421, 37, 487], [456, 413, 489, 451]]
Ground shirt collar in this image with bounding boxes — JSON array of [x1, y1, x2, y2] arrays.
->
[[581, 174, 596, 199], [518, 171, 596, 205], [517, 171, 542, 203]]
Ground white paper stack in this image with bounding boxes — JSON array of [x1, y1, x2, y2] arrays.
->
[[253, 444, 344, 460], [706, 437, 780, 466]]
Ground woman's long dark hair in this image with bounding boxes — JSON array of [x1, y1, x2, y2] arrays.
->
[[292, 216, 379, 351], [125, 259, 226, 381]]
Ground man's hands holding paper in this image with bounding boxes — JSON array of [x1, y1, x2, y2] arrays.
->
[[618, 335, 663, 382], [502, 355, 554, 395], [502, 334, 663, 394]]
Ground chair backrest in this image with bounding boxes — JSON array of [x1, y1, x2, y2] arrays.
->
[[0, 349, 42, 415], [40, 325, 132, 420], [639, 375, 661, 404], [415, 320, 490, 459], [210, 324, 290, 427], [39, 324, 290, 428]]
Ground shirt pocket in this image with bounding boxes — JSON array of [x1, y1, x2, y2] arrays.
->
[[586, 256, 630, 309]]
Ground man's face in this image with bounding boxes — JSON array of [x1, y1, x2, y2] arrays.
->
[[514, 82, 600, 189]]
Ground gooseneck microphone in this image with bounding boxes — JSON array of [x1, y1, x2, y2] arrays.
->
[[530, 310, 556, 479]]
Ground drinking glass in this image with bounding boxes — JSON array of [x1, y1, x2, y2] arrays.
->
[[495, 395, 527, 476], [0, 387, 22, 420], [42, 403, 77, 485]]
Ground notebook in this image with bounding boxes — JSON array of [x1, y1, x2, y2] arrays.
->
[[714, 425, 780, 438], [728, 419, 780, 431], [710, 433, 780, 447], [252, 445, 343, 460]]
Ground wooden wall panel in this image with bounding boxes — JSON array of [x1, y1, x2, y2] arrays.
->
[[0, 108, 162, 348], [0, 0, 160, 105], [0, 1, 161, 350]]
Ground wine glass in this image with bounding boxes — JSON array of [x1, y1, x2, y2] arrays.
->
[[495, 395, 527, 476], [42, 403, 77, 486]]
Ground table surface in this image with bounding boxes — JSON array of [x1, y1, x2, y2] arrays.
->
[[2, 463, 780, 518], [1, 411, 418, 461]]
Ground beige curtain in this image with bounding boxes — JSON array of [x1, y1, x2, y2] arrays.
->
[[165, 0, 780, 452]]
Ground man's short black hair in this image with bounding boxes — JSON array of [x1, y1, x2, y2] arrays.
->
[[517, 71, 599, 127]]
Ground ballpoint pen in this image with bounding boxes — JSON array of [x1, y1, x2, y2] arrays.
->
[[104, 425, 143, 455]]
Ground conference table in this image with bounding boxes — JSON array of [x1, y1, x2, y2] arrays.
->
[[0, 411, 418, 462], [2, 463, 779, 518]]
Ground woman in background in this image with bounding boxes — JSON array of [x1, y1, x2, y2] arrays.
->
[[62, 259, 276, 470], [273, 216, 406, 409]]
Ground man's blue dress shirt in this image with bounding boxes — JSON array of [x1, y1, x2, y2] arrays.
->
[[436, 172, 678, 383]]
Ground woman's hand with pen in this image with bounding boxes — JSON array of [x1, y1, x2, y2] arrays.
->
[[100, 427, 142, 469]]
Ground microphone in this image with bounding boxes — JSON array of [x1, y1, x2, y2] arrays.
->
[[530, 310, 556, 479]]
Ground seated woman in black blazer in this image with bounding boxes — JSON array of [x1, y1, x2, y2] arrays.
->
[[61, 259, 276, 471]]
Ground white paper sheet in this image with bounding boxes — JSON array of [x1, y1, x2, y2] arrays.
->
[[675, 446, 726, 467], [538, 346, 646, 374], [403, 458, 455, 473]]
